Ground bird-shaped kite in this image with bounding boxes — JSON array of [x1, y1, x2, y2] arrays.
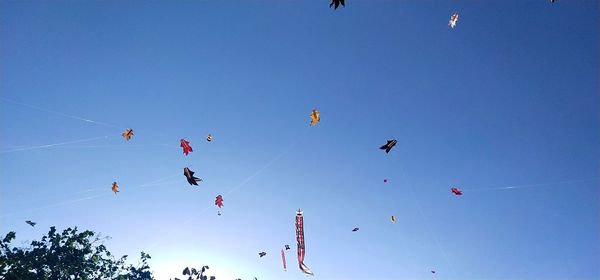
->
[[259, 252, 267, 258], [112, 182, 119, 194], [391, 216, 397, 223], [451, 187, 463, 196], [180, 139, 193, 155], [183, 167, 202, 186], [215, 195, 224, 208], [352, 227, 359, 232], [384, 179, 388, 183], [310, 109, 320, 126], [379, 139, 397, 153], [121, 128, 134, 141], [284, 244, 290, 250], [330, 0, 345, 9], [431, 270, 436, 274], [25, 220, 36, 227], [207, 134, 213, 142], [449, 13, 459, 28]]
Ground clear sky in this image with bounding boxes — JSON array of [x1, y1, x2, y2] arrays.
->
[[1, 1, 598, 280]]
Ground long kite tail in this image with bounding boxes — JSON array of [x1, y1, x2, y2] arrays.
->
[[295, 209, 314, 276], [281, 248, 287, 271]]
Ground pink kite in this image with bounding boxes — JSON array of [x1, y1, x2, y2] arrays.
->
[[295, 209, 314, 276], [180, 139, 193, 155], [451, 187, 463, 196], [281, 248, 287, 271], [215, 195, 224, 208]]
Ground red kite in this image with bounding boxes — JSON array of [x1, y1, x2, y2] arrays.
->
[[215, 195, 224, 208], [451, 187, 463, 196], [180, 139, 193, 155]]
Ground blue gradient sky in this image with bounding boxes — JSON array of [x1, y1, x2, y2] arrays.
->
[[1, 1, 598, 280]]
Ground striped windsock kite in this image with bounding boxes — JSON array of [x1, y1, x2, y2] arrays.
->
[[295, 209, 314, 276]]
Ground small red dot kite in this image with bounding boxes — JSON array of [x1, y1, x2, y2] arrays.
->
[[451, 187, 463, 196]]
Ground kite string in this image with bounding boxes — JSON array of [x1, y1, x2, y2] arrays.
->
[[462, 177, 599, 192], [397, 164, 458, 277], [1, 97, 122, 129], [0, 135, 109, 153]]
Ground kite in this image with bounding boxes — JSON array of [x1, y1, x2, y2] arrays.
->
[[184, 167, 202, 186], [217, 211, 221, 216], [180, 139, 193, 155], [207, 134, 213, 142], [451, 187, 463, 196], [330, 0, 345, 9], [215, 195, 224, 208], [384, 179, 388, 183], [449, 13, 459, 29], [121, 128, 134, 141], [295, 209, 314, 276], [379, 139, 397, 153], [281, 248, 287, 271], [285, 244, 290, 250], [25, 220, 36, 227], [259, 252, 267, 258], [112, 182, 119, 194], [310, 109, 320, 126], [352, 227, 359, 232], [391, 216, 397, 223], [431, 270, 436, 274]]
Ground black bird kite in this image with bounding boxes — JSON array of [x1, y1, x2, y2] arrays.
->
[[184, 167, 202, 186], [330, 0, 345, 9], [25, 220, 36, 227], [352, 227, 359, 232], [379, 139, 397, 153], [258, 252, 267, 258]]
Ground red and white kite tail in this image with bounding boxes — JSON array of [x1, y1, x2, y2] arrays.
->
[[295, 209, 314, 276], [281, 248, 287, 271]]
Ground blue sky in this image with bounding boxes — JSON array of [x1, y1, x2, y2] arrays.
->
[[1, 1, 598, 279]]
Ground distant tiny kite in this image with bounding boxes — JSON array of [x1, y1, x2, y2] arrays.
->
[[380, 139, 397, 154], [122, 128, 134, 141], [449, 13, 459, 28], [112, 182, 119, 194], [25, 220, 36, 227], [451, 187, 463, 196], [310, 109, 320, 126]]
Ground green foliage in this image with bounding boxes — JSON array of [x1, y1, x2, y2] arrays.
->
[[0, 227, 154, 280], [172, 265, 216, 280]]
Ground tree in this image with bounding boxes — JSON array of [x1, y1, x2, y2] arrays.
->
[[0, 226, 154, 280]]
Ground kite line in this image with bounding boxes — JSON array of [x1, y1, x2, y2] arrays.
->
[[462, 177, 599, 192], [1, 97, 121, 129], [0, 135, 109, 153]]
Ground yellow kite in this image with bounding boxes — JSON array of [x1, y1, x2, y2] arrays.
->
[[122, 128, 134, 141], [310, 109, 320, 126]]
